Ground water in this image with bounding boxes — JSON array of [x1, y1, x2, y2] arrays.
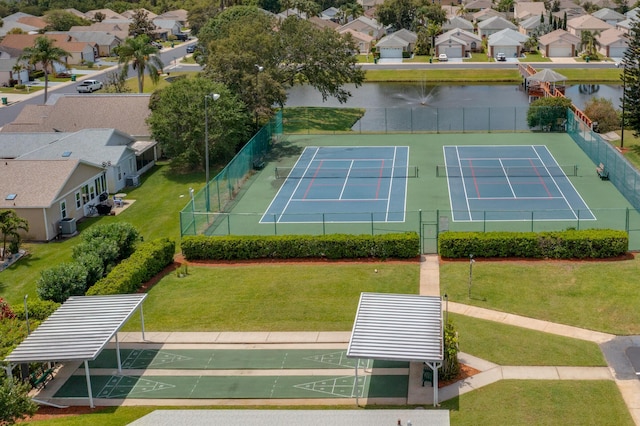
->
[[285, 83, 623, 111]]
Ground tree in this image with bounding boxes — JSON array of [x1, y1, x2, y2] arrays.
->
[[424, 22, 442, 56], [527, 96, 573, 130], [128, 9, 157, 38], [147, 77, 251, 171], [18, 36, 69, 103], [415, 3, 447, 28], [44, 9, 90, 31], [496, 0, 514, 13], [102, 69, 131, 93], [188, 3, 219, 36], [0, 210, 28, 260], [440, 321, 460, 381], [339, 2, 364, 24], [36, 262, 88, 303], [92, 11, 106, 22], [201, 8, 364, 114], [579, 30, 601, 57], [376, 0, 416, 30], [0, 377, 37, 425], [621, 18, 640, 138], [116, 35, 164, 93], [584, 97, 620, 133]]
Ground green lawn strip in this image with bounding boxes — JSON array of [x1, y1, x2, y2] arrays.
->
[[519, 53, 552, 62], [0, 162, 204, 306], [122, 264, 418, 332], [283, 107, 365, 133], [440, 258, 640, 335], [365, 69, 521, 82], [450, 313, 606, 366], [445, 380, 633, 426]]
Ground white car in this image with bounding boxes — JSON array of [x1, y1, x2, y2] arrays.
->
[[76, 80, 103, 93], [438, 53, 448, 62]]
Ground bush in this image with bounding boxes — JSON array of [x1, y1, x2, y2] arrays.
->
[[527, 97, 572, 130], [13, 299, 60, 321], [36, 262, 88, 303], [583, 96, 620, 133], [438, 229, 628, 259], [0, 318, 27, 360], [0, 377, 38, 425], [14, 84, 25, 90], [0, 298, 15, 319], [86, 238, 175, 295], [73, 222, 140, 274], [74, 252, 104, 288], [181, 233, 420, 260]]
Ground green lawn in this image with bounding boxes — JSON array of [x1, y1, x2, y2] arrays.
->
[[440, 257, 640, 335], [283, 107, 365, 133], [23, 381, 632, 425], [123, 263, 419, 331], [365, 69, 522, 82], [451, 314, 605, 366], [519, 52, 551, 63], [0, 162, 205, 307]]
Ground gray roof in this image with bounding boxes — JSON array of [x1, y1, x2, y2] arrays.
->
[[347, 293, 443, 363], [4, 294, 146, 363], [0, 133, 62, 158], [592, 7, 626, 21]]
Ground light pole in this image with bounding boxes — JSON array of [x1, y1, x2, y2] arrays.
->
[[204, 93, 220, 212], [468, 254, 475, 299], [254, 64, 264, 132]]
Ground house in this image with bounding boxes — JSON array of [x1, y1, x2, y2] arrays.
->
[[0, 56, 27, 86], [69, 23, 129, 42], [466, 0, 494, 12], [320, 7, 341, 22], [0, 12, 42, 37], [65, 8, 89, 19], [339, 28, 374, 54], [519, 15, 550, 37], [358, 0, 386, 12], [376, 29, 417, 59], [84, 9, 127, 21], [473, 8, 506, 23], [0, 159, 106, 241], [597, 28, 628, 58], [155, 9, 189, 26], [538, 29, 580, 57], [15, 15, 47, 31], [337, 16, 384, 38], [514, 2, 546, 21], [152, 19, 182, 38], [121, 8, 158, 20], [48, 31, 123, 57], [616, 18, 634, 33], [436, 29, 482, 58], [487, 28, 527, 57], [442, 16, 474, 32], [0, 34, 96, 67], [309, 17, 340, 30], [477, 16, 518, 38], [591, 8, 626, 25], [567, 14, 612, 37]]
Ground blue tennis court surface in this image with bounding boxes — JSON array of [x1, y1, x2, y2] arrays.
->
[[444, 145, 595, 222], [261, 146, 409, 223]]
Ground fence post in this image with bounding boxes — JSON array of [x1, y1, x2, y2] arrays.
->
[[371, 213, 374, 235], [626, 208, 630, 233], [273, 214, 277, 235], [418, 209, 423, 253], [531, 211, 534, 232], [462, 108, 465, 133], [225, 214, 230, 235], [323, 213, 326, 235]]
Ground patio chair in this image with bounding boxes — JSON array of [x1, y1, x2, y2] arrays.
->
[[113, 196, 124, 207]]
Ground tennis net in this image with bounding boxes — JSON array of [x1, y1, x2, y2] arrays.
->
[[436, 164, 578, 178], [275, 165, 419, 179]]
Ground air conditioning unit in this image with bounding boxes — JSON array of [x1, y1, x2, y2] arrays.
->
[[125, 175, 140, 187], [58, 217, 77, 235]]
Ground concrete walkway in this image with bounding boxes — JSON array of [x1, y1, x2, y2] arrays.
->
[[420, 255, 640, 425]]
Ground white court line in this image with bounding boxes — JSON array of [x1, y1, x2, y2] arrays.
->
[[455, 146, 473, 221], [290, 198, 389, 202], [385, 147, 397, 222], [338, 160, 354, 200], [531, 147, 577, 220], [278, 148, 321, 223], [498, 158, 517, 197], [467, 196, 568, 200]]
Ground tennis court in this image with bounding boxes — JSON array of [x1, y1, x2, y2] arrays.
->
[[261, 146, 411, 223], [442, 145, 596, 222]]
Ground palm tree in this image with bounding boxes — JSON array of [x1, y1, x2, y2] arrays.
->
[[339, 3, 364, 24], [0, 210, 29, 260], [579, 30, 601, 57], [116, 34, 164, 93], [19, 36, 70, 103]]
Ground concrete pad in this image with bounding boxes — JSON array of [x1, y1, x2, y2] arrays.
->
[[215, 332, 271, 343], [407, 361, 435, 405], [555, 367, 612, 380], [501, 366, 559, 380], [165, 332, 220, 343], [316, 331, 351, 342], [616, 379, 640, 409], [419, 255, 440, 296], [542, 322, 614, 343], [265, 332, 321, 343], [458, 352, 499, 372], [129, 409, 451, 426]]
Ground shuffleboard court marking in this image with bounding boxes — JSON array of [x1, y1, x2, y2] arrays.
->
[[122, 349, 193, 369], [97, 376, 175, 398], [303, 351, 354, 368], [293, 375, 366, 398]]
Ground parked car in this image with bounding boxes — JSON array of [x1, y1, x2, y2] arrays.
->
[[151, 41, 163, 49], [175, 33, 190, 41], [438, 53, 448, 62], [496, 53, 506, 62], [186, 45, 196, 54], [76, 80, 103, 93]]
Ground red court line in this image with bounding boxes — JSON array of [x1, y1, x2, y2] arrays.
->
[[303, 160, 324, 199], [529, 159, 552, 197], [468, 159, 481, 198], [375, 160, 384, 199]]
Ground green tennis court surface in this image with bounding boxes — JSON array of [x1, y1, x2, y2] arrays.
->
[[89, 349, 408, 370], [54, 374, 408, 399]]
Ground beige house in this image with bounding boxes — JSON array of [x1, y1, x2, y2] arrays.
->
[[0, 159, 106, 241], [538, 29, 580, 57], [567, 14, 612, 37], [514, 2, 546, 21], [597, 28, 628, 57], [0, 34, 96, 66], [340, 28, 374, 54]]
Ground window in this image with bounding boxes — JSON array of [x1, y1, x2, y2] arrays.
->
[[81, 185, 89, 204], [89, 185, 96, 200], [117, 166, 122, 181], [75, 192, 81, 209], [60, 200, 67, 219]]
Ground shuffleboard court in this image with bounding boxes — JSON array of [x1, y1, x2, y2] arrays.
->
[[54, 374, 408, 400], [443, 145, 596, 222], [261, 146, 410, 223], [88, 349, 407, 370]]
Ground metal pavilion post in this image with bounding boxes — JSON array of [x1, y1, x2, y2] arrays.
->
[[84, 360, 95, 408], [115, 332, 122, 375]]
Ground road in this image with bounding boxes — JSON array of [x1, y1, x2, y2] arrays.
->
[[0, 43, 619, 128]]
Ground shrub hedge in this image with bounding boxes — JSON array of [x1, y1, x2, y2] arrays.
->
[[181, 233, 420, 260], [86, 238, 175, 295], [438, 229, 628, 259]]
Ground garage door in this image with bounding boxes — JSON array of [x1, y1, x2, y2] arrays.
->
[[493, 46, 517, 58], [608, 47, 627, 57], [380, 47, 402, 58], [444, 46, 463, 58], [549, 45, 572, 57]]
